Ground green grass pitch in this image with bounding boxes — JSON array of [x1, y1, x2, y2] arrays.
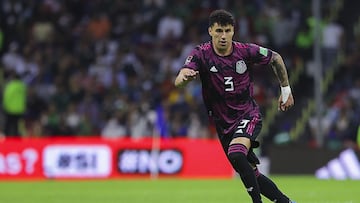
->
[[0, 176, 359, 203]]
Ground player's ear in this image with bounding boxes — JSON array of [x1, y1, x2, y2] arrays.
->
[[208, 27, 212, 36]]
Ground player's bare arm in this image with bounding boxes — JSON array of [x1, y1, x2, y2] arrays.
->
[[174, 68, 199, 88], [269, 51, 294, 111]]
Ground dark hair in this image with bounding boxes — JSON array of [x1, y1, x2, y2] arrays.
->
[[209, 9, 235, 27]]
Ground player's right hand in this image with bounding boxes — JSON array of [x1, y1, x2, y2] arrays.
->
[[181, 68, 199, 81], [175, 68, 199, 87]]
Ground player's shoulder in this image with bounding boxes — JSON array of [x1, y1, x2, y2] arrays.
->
[[233, 41, 258, 49]]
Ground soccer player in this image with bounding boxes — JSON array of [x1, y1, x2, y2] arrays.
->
[[174, 9, 295, 203]]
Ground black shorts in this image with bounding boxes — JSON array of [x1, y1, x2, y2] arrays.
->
[[217, 115, 262, 165]]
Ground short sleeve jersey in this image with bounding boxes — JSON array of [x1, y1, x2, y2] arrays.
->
[[182, 41, 272, 135]]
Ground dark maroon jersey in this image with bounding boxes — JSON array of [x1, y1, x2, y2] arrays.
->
[[182, 41, 272, 135]]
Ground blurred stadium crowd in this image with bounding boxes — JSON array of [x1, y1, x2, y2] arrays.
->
[[0, 0, 359, 150]]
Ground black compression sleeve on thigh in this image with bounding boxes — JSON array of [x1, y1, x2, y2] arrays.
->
[[228, 144, 262, 203], [256, 172, 290, 203]]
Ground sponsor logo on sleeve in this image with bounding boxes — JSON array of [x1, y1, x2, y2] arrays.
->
[[259, 47, 268, 56], [185, 56, 193, 65]]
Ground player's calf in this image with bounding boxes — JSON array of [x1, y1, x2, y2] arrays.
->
[[227, 143, 262, 203], [254, 167, 293, 203]]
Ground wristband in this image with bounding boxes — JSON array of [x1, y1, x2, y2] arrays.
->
[[281, 86, 291, 103]]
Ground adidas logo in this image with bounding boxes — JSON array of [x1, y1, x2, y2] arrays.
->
[[315, 148, 360, 180], [246, 187, 254, 192], [210, 66, 218, 72]]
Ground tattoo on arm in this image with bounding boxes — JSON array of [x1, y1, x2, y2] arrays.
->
[[270, 52, 289, 87]]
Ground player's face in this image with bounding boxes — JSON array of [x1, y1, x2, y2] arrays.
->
[[208, 23, 234, 55]]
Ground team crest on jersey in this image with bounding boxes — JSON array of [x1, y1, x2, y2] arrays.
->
[[185, 56, 193, 65], [236, 60, 247, 74]]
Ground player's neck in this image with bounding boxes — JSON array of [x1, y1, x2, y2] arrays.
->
[[213, 44, 233, 56]]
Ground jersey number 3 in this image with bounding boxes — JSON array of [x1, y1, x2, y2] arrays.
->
[[224, 77, 234, 91]]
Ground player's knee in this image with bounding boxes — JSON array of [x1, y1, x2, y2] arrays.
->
[[228, 150, 247, 164], [227, 144, 250, 174]]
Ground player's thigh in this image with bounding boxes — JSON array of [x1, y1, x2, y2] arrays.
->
[[230, 116, 262, 149], [230, 137, 251, 149]]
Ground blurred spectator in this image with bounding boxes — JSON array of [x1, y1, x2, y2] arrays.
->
[[64, 102, 82, 133], [294, 21, 314, 62], [321, 18, 344, 70], [101, 110, 127, 138], [87, 13, 111, 40], [270, 10, 297, 51], [157, 9, 184, 40], [24, 86, 47, 136], [2, 42, 25, 76], [32, 19, 54, 44], [2, 71, 27, 136], [128, 101, 156, 139]]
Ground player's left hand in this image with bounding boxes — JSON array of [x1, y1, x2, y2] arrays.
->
[[278, 93, 294, 112]]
